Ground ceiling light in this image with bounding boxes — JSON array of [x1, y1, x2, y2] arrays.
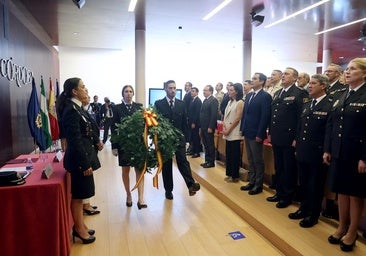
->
[[265, 0, 330, 28], [128, 0, 138, 12], [202, 0, 232, 21], [315, 17, 366, 35]]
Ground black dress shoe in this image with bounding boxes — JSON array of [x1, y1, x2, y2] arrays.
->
[[299, 216, 318, 228], [276, 200, 291, 208], [248, 188, 263, 195], [266, 195, 280, 202], [240, 184, 254, 191], [191, 153, 200, 158], [137, 202, 148, 210], [165, 192, 173, 200], [288, 210, 306, 220], [200, 162, 207, 167], [202, 162, 215, 168], [189, 182, 200, 196]]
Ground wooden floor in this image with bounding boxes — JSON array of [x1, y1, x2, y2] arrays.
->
[[71, 142, 366, 256]]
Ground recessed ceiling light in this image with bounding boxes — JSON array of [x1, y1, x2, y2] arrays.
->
[[315, 17, 366, 35], [128, 0, 138, 12], [265, 0, 330, 28], [202, 0, 232, 21], [73, 32, 79, 36]]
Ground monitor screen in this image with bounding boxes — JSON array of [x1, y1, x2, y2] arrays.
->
[[148, 88, 182, 106]]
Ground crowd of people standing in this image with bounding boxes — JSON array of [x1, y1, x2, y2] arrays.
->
[[56, 57, 365, 251]]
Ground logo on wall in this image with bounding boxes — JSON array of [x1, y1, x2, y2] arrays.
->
[[0, 57, 33, 87]]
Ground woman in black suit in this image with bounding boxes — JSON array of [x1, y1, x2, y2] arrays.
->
[[324, 58, 366, 251], [111, 85, 147, 209], [59, 77, 100, 244]]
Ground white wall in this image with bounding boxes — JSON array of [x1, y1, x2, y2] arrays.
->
[[59, 43, 318, 105]]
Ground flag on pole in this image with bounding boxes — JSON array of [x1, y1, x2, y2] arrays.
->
[[48, 78, 60, 140], [40, 76, 52, 149], [27, 77, 46, 150]]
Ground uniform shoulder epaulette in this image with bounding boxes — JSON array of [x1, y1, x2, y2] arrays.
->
[[329, 87, 347, 95]]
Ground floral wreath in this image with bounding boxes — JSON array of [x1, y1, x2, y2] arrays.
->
[[111, 107, 182, 190]]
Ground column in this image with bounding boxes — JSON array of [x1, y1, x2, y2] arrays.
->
[[135, 0, 146, 106]]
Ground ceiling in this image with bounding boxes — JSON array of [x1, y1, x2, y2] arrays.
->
[[15, 0, 366, 66]]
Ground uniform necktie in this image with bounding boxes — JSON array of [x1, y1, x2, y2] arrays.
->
[[346, 89, 355, 99], [311, 99, 317, 110], [169, 99, 174, 109], [278, 89, 284, 99], [126, 104, 131, 111]]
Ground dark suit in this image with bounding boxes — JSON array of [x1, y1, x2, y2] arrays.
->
[[220, 93, 230, 117], [154, 97, 196, 193], [324, 84, 366, 198], [187, 96, 202, 155], [241, 89, 272, 190], [100, 103, 115, 143], [112, 102, 143, 166], [62, 101, 101, 199], [327, 80, 347, 95], [200, 95, 218, 164], [269, 85, 308, 202], [295, 96, 333, 218]]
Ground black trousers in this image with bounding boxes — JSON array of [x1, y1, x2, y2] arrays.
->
[[272, 144, 297, 201], [201, 128, 215, 163], [162, 137, 195, 192], [102, 117, 113, 143], [225, 140, 241, 179], [190, 126, 201, 154], [298, 160, 328, 218]]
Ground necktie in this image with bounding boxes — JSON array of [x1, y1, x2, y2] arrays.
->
[[311, 99, 317, 110], [126, 104, 131, 111], [278, 89, 284, 99], [346, 90, 355, 99], [169, 99, 174, 109], [249, 92, 256, 104]]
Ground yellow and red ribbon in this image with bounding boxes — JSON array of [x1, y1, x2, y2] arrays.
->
[[131, 110, 163, 191]]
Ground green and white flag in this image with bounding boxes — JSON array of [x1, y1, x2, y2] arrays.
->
[[40, 76, 52, 149]]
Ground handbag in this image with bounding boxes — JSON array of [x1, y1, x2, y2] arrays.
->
[[0, 171, 26, 186]]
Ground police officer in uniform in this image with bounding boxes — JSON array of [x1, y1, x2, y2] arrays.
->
[[288, 74, 332, 227], [267, 67, 308, 208]]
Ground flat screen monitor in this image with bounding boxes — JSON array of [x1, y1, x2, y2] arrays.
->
[[148, 88, 182, 106]]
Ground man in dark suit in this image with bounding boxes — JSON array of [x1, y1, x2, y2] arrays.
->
[[289, 74, 333, 228], [100, 97, 115, 144], [90, 95, 102, 127], [220, 82, 233, 119], [325, 63, 347, 95], [187, 87, 202, 158], [240, 73, 272, 195], [154, 80, 200, 200], [200, 85, 219, 168], [267, 67, 308, 208], [183, 82, 193, 153]]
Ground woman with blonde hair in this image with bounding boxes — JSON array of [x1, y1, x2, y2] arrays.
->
[[324, 58, 366, 251]]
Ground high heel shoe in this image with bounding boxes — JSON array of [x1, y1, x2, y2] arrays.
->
[[137, 202, 147, 210], [328, 234, 343, 244], [340, 234, 358, 252], [72, 227, 96, 244], [83, 208, 101, 215], [126, 201, 132, 207], [88, 229, 95, 235]]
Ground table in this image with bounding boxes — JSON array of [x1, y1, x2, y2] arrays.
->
[[0, 153, 72, 256]]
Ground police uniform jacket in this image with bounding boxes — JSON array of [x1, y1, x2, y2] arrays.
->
[[324, 83, 366, 161], [62, 101, 101, 172], [295, 96, 333, 163], [111, 102, 143, 150], [269, 84, 308, 146]]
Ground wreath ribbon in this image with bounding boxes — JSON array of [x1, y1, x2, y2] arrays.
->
[[131, 110, 163, 190]]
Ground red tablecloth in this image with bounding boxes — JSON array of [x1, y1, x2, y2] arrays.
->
[[0, 153, 72, 256]]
